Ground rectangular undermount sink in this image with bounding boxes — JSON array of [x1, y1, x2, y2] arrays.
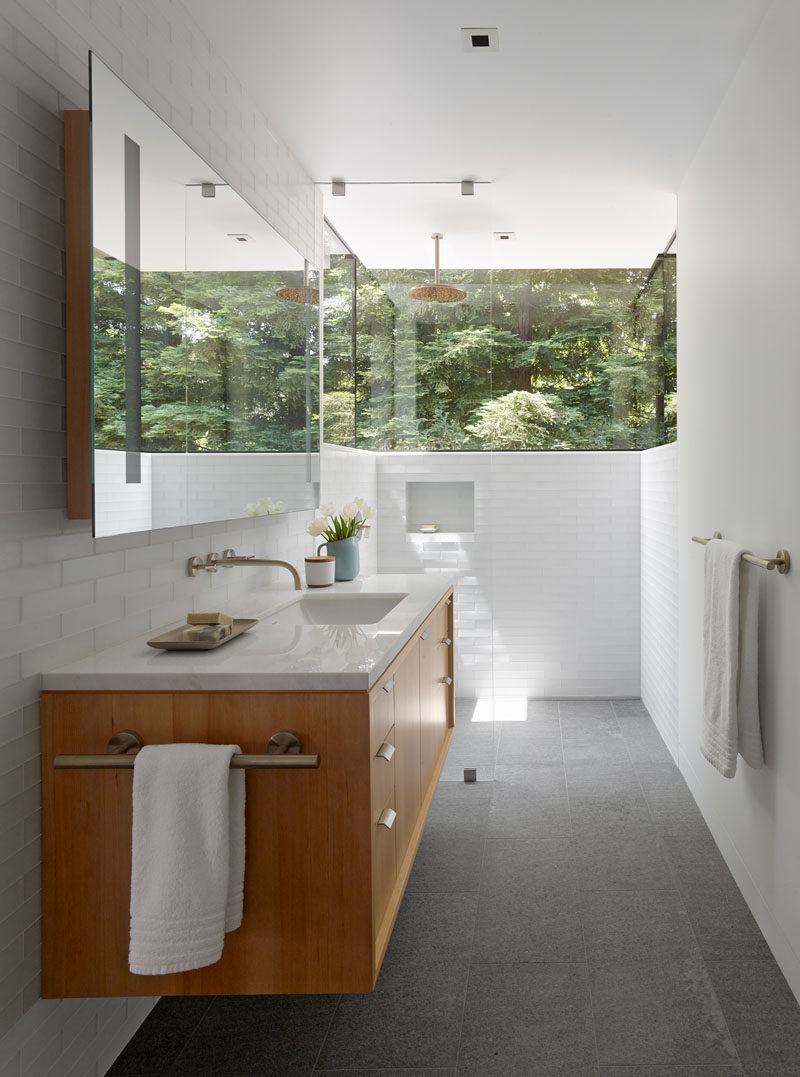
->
[[267, 592, 407, 626]]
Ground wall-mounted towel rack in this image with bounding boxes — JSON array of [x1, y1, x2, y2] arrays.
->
[[692, 531, 791, 574], [52, 729, 320, 770]]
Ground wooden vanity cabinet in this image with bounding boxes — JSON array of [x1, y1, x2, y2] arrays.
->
[[41, 589, 454, 998]]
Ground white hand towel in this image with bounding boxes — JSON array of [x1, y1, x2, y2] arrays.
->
[[701, 539, 764, 777], [128, 743, 246, 976]]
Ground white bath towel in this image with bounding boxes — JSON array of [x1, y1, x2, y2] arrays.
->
[[128, 743, 246, 976], [701, 539, 764, 777]]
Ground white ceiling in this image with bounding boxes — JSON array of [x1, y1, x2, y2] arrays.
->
[[92, 57, 303, 273], [190, 0, 770, 268]]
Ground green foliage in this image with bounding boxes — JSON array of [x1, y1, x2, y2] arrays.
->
[[93, 256, 319, 453], [321, 258, 677, 452]]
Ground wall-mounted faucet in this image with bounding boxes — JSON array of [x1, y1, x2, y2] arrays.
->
[[187, 548, 301, 590]]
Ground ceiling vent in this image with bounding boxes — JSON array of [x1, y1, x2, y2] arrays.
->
[[228, 233, 254, 243], [493, 231, 516, 242], [461, 28, 499, 52]]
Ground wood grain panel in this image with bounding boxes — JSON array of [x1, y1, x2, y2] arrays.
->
[[392, 640, 421, 864], [64, 111, 92, 520], [42, 691, 374, 997]]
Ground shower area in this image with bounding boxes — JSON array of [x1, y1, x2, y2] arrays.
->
[[320, 184, 678, 773]]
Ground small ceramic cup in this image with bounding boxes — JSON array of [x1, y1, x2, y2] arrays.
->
[[304, 555, 335, 588]]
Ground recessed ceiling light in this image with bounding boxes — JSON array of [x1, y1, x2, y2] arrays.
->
[[228, 233, 253, 243], [493, 231, 516, 242], [461, 28, 499, 52]]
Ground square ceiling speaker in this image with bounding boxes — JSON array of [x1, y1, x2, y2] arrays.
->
[[461, 28, 499, 52]]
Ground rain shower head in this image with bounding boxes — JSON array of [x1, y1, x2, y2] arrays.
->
[[408, 233, 466, 303]]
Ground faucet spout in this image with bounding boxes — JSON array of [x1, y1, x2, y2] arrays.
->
[[187, 550, 301, 589], [218, 555, 302, 590]]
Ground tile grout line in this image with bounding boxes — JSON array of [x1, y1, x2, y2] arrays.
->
[[310, 992, 343, 1075], [558, 698, 602, 1076]]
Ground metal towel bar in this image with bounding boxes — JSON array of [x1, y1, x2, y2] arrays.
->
[[53, 729, 320, 770], [692, 531, 790, 574]]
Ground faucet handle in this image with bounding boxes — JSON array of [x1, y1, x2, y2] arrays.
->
[[222, 549, 237, 560], [205, 552, 220, 572]]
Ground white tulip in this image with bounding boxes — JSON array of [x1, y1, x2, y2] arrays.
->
[[341, 502, 358, 520], [258, 497, 274, 513], [244, 503, 262, 517], [307, 518, 327, 536], [273, 501, 286, 514], [319, 502, 336, 517]]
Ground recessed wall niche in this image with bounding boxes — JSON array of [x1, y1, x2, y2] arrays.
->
[[405, 481, 475, 534]]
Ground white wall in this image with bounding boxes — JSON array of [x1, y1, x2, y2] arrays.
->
[[0, 0, 321, 1072], [377, 452, 642, 699], [678, 0, 800, 1001], [319, 444, 379, 577], [95, 450, 318, 535], [641, 442, 679, 758]]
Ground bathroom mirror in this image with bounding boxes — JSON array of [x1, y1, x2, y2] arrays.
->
[[89, 55, 319, 537]]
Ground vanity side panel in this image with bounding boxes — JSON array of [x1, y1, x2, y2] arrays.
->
[[41, 690, 374, 997]]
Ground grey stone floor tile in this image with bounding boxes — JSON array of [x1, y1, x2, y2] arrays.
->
[[623, 730, 675, 765], [642, 787, 710, 829], [660, 834, 739, 894], [610, 699, 651, 718], [457, 960, 596, 1073], [565, 761, 642, 797], [600, 1067, 743, 1075], [319, 1070, 455, 1076], [384, 891, 478, 965], [108, 997, 214, 1075], [526, 699, 560, 720], [573, 832, 676, 891], [579, 891, 701, 966], [559, 699, 615, 719], [487, 787, 572, 840], [570, 791, 653, 835], [492, 762, 567, 794], [561, 712, 621, 738], [590, 958, 738, 1066], [473, 887, 584, 963], [495, 733, 564, 766], [108, 1036, 190, 1076], [461, 1065, 599, 1076], [424, 783, 492, 831], [406, 829, 486, 893], [706, 959, 800, 1070], [169, 1031, 320, 1075], [194, 993, 338, 1037], [562, 732, 631, 765], [480, 838, 578, 895], [681, 888, 772, 961], [315, 957, 468, 1072]]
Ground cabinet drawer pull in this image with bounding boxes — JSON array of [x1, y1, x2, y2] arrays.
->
[[377, 807, 397, 829], [376, 741, 395, 761], [382, 679, 394, 694], [443, 636, 452, 646], [420, 627, 431, 640], [442, 676, 453, 686]]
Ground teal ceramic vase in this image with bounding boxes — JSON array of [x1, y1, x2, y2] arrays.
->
[[317, 536, 360, 581]]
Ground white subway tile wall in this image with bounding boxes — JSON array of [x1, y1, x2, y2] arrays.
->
[[377, 452, 642, 699], [640, 442, 679, 758], [94, 450, 319, 534], [319, 444, 379, 577], [1, 0, 321, 1072]]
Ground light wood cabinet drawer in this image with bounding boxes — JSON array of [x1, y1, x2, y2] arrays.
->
[[371, 724, 397, 925]]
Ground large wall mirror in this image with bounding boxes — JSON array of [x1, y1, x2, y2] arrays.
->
[[89, 56, 319, 537]]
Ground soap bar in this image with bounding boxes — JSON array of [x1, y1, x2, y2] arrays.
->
[[182, 623, 233, 643], [186, 612, 234, 626]]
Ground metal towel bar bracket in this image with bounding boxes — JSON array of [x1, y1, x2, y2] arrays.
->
[[692, 532, 790, 574], [53, 729, 320, 770]]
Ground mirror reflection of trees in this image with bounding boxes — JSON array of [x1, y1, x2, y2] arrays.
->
[[323, 258, 676, 451], [93, 257, 319, 453]]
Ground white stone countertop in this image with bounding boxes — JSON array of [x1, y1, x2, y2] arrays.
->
[[41, 574, 454, 693]]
